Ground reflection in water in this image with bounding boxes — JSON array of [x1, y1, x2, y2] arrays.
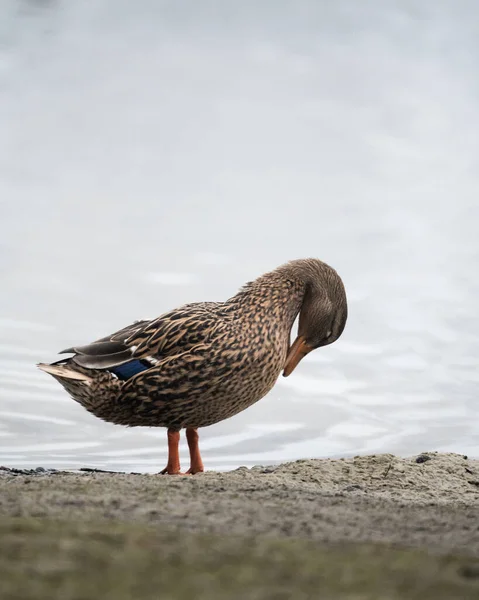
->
[[1, 1, 479, 470]]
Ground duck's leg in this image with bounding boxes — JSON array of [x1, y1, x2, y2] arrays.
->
[[159, 428, 183, 475], [185, 427, 204, 474]]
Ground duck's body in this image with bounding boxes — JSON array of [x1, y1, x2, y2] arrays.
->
[[39, 258, 347, 474]]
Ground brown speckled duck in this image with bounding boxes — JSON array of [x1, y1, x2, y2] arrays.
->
[[38, 258, 347, 474]]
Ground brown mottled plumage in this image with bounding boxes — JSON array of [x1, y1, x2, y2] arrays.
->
[[38, 258, 347, 474]]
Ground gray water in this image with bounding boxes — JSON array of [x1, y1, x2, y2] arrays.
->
[[1, 0, 478, 472]]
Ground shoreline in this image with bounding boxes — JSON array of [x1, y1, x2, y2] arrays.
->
[[2, 451, 479, 599], [2, 451, 479, 551]]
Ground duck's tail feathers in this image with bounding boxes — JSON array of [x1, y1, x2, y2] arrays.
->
[[37, 362, 92, 383], [37, 360, 124, 423]]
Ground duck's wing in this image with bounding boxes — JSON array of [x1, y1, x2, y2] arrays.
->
[[60, 302, 223, 370]]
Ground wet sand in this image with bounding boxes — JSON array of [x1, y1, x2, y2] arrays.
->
[[1, 452, 479, 599]]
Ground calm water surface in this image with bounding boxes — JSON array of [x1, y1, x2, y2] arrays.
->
[[1, 1, 479, 471]]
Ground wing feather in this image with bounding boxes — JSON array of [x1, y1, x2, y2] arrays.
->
[[57, 302, 224, 370]]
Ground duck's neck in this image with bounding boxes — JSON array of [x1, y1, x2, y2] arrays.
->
[[228, 262, 311, 334]]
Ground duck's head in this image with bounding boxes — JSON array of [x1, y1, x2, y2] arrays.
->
[[282, 259, 347, 377]]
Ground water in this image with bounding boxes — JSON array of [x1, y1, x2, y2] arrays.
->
[[1, 0, 478, 472]]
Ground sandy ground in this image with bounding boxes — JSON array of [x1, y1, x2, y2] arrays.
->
[[1, 452, 479, 552], [2, 452, 479, 599]]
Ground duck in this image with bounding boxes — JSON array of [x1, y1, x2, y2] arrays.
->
[[38, 258, 347, 475]]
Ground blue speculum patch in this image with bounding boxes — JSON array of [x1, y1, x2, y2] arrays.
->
[[110, 359, 150, 380]]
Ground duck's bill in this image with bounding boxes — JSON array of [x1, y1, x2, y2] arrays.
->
[[283, 336, 314, 377]]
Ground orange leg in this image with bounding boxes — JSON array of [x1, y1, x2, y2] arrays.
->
[[159, 429, 183, 475], [185, 427, 204, 474]]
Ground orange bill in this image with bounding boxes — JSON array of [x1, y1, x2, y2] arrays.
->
[[283, 335, 314, 377]]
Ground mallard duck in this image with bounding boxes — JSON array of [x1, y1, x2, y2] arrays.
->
[[38, 258, 347, 474]]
